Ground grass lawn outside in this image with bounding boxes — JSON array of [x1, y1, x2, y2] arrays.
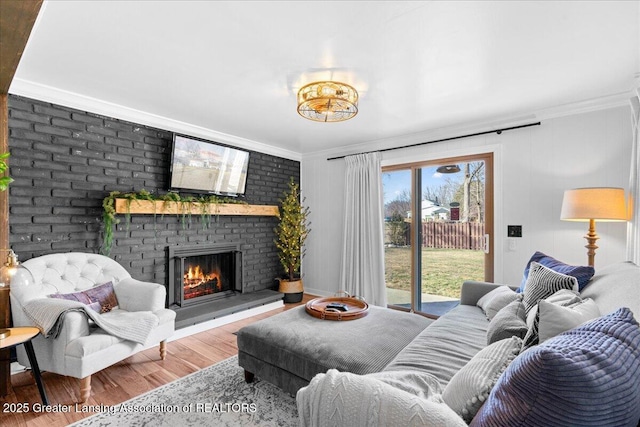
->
[[385, 247, 485, 299]]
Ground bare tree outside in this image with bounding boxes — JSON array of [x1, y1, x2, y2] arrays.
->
[[423, 178, 458, 209], [454, 162, 484, 222], [384, 189, 411, 218]]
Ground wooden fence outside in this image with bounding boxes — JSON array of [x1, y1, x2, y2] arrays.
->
[[422, 222, 485, 250]]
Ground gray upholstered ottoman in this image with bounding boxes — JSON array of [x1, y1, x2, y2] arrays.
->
[[237, 305, 432, 395]]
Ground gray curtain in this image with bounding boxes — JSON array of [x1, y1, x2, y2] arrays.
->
[[627, 87, 640, 264], [339, 152, 387, 306]]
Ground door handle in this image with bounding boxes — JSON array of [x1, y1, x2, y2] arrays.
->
[[484, 234, 490, 254]]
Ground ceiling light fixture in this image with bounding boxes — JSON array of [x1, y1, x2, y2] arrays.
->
[[297, 81, 358, 122], [436, 165, 461, 174]]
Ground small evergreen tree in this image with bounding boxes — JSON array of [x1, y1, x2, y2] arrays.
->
[[274, 179, 311, 281]]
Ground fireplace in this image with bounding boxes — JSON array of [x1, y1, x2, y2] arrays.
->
[[168, 243, 242, 307]]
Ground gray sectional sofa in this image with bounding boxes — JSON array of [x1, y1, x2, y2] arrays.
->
[[297, 261, 640, 426]]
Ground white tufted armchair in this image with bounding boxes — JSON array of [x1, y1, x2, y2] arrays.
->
[[10, 252, 175, 403]]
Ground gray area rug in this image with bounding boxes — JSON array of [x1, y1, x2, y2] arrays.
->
[[69, 356, 298, 427]]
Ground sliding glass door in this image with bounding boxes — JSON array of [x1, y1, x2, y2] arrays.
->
[[383, 169, 413, 308], [383, 153, 493, 317]]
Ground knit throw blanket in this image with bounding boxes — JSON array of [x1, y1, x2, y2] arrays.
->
[[22, 298, 159, 344], [297, 369, 466, 427]]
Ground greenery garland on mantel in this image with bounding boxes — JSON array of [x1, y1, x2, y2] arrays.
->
[[100, 189, 247, 256]]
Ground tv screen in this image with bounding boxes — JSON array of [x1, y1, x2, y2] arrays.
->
[[169, 134, 250, 196]]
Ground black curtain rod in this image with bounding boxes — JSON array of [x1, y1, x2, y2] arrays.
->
[[326, 121, 542, 161]]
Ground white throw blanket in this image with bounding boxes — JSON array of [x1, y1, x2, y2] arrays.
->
[[22, 298, 159, 344], [296, 370, 466, 427]]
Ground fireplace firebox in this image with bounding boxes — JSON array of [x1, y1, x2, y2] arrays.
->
[[168, 243, 242, 307]]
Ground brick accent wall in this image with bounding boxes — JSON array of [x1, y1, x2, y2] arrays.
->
[[7, 95, 299, 293]]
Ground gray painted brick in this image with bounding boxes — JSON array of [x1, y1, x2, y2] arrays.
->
[[34, 124, 73, 137], [71, 112, 104, 125], [104, 121, 134, 132], [8, 118, 33, 130], [74, 131, 105, 143], [71, 149, 104, 160], [8, 97, 35, 112], [33, 179, 71, 189], [11, 129, 51, 143], [52, 118, 86, 131], [33, 104, 71, 119], [8, 94, 299, 294], [87, 125, 117, 137], [90, 159, 118, 168], [105, 137, 134, 148], [52, 136, 88, 149], [33, 142, 70, 155], [12, 168, 51, 179]]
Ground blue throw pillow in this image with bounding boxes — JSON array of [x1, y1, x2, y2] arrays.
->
[[470, 307, 640, 427], [518, 251, 594, 292]]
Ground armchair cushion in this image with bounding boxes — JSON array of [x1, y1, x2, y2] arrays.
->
[[114, 278, 166, 312]]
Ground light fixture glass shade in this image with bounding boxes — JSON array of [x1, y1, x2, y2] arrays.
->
[[560, 187, 628, 222], [1, 250, 34, 339], [436, 165, 461, 174], [297, 81, 358, 122]]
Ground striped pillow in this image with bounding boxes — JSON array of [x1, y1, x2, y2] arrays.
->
[[470, 308, 640, 427], [522, 262, 578, 315], [522, 289, 582, 348]]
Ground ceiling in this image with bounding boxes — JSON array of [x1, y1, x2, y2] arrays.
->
[[10, 1, 640, 158]]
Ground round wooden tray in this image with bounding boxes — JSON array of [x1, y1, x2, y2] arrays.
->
[[305, 296, 369, 321]]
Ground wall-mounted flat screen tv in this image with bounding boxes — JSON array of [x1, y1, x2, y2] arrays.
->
[[169, 134, 250, 196]]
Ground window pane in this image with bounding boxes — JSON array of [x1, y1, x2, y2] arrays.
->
[[419, 161, 485, 316], [383, 169, 412, 308]]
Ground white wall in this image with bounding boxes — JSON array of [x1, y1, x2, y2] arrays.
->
[[301, 105, 632, 296]]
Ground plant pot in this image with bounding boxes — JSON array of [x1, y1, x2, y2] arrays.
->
[[278, 278, 304, 303]]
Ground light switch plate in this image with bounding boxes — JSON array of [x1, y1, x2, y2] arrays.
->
[[508, 225, 522, 237]]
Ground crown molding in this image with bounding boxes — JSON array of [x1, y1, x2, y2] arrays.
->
[[9, 77, 631, 164], [8, 78, 302, 161], [532, 91, 631, 122], [305, 90, 633, 161]]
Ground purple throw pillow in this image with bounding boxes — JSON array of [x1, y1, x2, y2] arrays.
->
[[49, 281, 119, 313]]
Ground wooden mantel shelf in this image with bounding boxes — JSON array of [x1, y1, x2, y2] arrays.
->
[[114, 199, 280, 217]]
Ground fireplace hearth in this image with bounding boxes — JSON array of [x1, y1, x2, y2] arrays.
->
[[167, 243, 284, 329]]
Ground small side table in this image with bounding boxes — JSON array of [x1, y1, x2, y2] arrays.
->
[[0, 327, 49, 405]]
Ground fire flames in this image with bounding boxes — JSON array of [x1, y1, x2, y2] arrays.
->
[[184, 265, 220, 290]]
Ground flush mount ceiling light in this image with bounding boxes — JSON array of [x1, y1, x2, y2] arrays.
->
[[297, 81, 358, 122]]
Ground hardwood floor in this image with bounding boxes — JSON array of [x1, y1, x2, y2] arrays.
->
[[0, 294, 314, 426]]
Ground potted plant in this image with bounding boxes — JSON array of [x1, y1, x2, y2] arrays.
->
[[274, 178, 310, 303], [0, 152, 13, 191]]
